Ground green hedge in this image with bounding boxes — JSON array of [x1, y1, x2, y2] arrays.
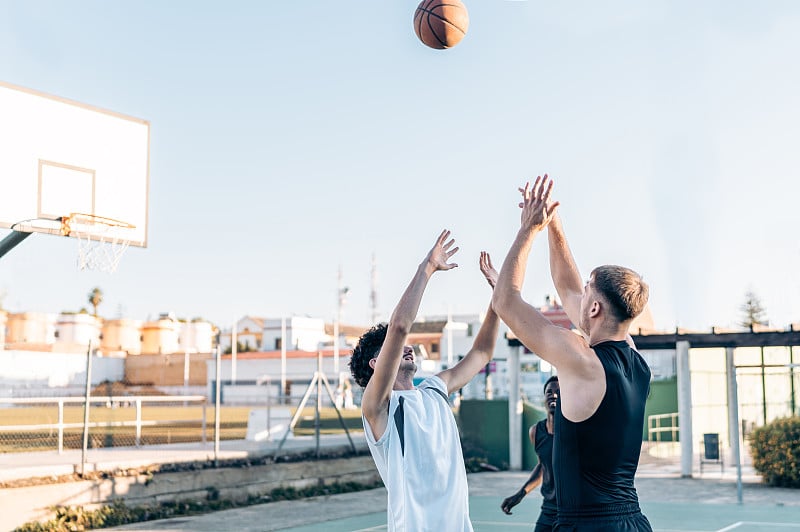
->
[[749, 416, 800, 488]]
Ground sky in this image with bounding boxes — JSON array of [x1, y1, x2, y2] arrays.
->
[[0, 0, 799, 332]]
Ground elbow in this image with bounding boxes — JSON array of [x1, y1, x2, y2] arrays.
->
[[387, 319, 412, 337], [492, 290, 512, 317]]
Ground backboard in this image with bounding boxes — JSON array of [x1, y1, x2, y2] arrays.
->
[[0, 81, 150, 247]]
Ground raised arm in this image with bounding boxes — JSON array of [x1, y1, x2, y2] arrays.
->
[[492, 176, 588, 370], [438, 252, 500, 394], [361, 230, 459, 437], [547, 213, 584, 332]]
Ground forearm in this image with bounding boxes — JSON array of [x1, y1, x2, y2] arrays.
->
[[493, 228, 538, 310], [520, 465, 543, 494], [388, 262, 435, 333], [548, 215, 583, 296], [470, 303, 500, 360]]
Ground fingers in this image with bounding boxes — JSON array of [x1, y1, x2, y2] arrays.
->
[[446, 246, 459, 259], [436, 229, 450, 245]]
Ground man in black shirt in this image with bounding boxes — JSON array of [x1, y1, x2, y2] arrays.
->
[[501, 375, 559, 532], [493, 175, 652, 531]]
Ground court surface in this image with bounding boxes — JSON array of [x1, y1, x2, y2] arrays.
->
[[279, 498, 800, 532], [109, 471, 800, 532]]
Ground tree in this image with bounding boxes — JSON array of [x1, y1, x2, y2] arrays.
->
[[739, 290, 768, 328], [88, 287, 103, 317]]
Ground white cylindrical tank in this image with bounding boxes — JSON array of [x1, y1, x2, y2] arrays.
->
[[54, 313, 101, 350], [6, 312, 54, 344], [101, 318, 143, 355], [0, 311, 7, 349], [141, 316, 180, 355], [179, 320, 214, 354]]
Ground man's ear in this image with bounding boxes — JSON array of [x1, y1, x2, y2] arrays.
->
[[368, 357, 377, 370], [589, 300, 601, 319]]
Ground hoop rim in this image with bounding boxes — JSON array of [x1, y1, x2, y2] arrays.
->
[[67, 212, 136, 230]]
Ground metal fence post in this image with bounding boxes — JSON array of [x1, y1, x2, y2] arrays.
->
[[57, 399, 64, 454], [135, 398, 142, 447], [80, 341, 93, 476], [201, 401, 207, 444]]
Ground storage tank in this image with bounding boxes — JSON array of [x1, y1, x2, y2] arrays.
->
[[6, 312, 54, 344], [141, 314, 180, 355], [54, 312, 101, 352], [0, 310, 6, 349], [179, 320, 214, 354], [101, 318, 143, 356]]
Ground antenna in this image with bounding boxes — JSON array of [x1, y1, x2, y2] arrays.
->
[[370, 253, 379, 324]]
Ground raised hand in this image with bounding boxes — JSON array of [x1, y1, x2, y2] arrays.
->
[[424, 229, 459, 273], [479, 251, 498, 289], [518, 174, 560, 233]]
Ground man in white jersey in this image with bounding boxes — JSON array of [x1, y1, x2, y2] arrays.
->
[[349, 230, 500, 532]]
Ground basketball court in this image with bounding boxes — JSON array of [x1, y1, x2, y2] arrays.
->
[[279, 502, 800, 532], [105, 470, 800, 532]]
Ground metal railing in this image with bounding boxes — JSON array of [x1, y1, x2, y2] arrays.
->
[[0, 395, 207, 453], [647, 412, 679, 443]]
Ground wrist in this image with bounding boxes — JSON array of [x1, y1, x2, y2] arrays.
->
[[421, 261, 437, 277]]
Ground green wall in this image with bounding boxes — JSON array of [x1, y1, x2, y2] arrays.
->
[[457, 399, 545, 470], [642, 377, 679, 441], [457, 381, 677, 472]]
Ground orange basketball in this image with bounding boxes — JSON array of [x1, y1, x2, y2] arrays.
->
[[413, 0, 470, 50]]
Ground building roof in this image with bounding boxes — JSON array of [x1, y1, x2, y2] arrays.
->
[[410, 320, 448, 334], [220, 348, 353, 360], [323, 323, 370, 337], [239, 316, 267, 329]]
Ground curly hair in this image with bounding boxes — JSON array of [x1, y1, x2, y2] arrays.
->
[[349, 323, 388, 388]]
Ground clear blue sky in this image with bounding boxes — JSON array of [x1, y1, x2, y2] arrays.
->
[[1, 0, 799, 331]]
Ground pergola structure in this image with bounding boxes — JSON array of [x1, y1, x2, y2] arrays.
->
[[506, 326, 800, 488]]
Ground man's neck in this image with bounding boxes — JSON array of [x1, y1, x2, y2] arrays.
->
[[588, 322, 629, 347], [393, 374, 415, 391]]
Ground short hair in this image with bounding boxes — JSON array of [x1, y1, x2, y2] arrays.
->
[[348, 323, 388, 388], [543, 375, 559, 393], [591, 265, 649, 323]]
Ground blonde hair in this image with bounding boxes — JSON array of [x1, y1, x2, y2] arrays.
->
[[591, 265, 649, 322]]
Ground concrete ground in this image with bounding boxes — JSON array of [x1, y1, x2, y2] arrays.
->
[[105, 442, 800, 532], [3, 438, 798, 531]]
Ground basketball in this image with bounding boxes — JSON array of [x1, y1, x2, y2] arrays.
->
[[413, 0, 470, 50]]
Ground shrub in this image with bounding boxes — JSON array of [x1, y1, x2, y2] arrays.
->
[[749, 416, 800, 488]]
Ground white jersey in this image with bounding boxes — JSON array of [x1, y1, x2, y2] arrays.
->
[[363, 375, 472, 532]]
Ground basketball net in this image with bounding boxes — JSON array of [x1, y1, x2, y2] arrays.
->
[[62, 213, 134, 273]]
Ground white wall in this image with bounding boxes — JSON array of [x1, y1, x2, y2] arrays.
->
[[0, 350, 124, 390]]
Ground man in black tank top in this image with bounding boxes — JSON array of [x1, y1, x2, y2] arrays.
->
[[501, 376, 560, 532], [493, 175, 653, 531]]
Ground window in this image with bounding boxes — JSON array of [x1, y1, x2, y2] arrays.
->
[[431, 342, 439, 354], [275, 338, 282, 350]]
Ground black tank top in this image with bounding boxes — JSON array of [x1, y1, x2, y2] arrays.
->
[[534, 418, 557, 512], [553, 340, 651, 514]]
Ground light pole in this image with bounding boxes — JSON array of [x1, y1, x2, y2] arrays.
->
[[334, 267, 349, 386]]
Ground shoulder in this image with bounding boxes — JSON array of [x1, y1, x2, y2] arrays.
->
[[418, 375, 446, 393]]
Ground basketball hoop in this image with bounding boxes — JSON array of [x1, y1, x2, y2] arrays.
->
[[63, 213, 135, 273]]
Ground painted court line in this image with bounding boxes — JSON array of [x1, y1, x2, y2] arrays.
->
[[716, 522, 800, 532], [473, 521, 539, 527]]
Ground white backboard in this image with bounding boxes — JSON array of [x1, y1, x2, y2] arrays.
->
[[0, 81, 150, 247]]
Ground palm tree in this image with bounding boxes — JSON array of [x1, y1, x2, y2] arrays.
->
[[88, 287, 103, 317]]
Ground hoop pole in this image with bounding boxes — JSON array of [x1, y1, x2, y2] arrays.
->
[[0, 231, 32, 259]]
